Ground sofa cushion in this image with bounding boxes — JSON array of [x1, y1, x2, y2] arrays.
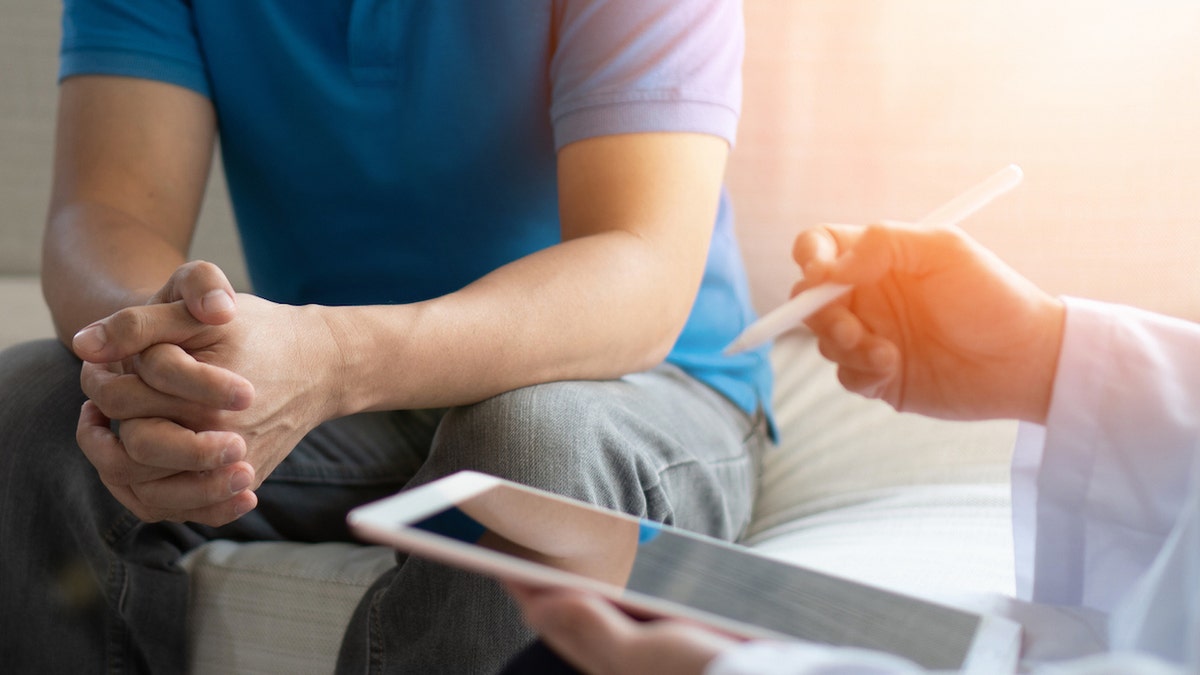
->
[[180, 541, 395, 674], [0, 276, 54, 348], [751, 331, 1018, 536], [748, 484, 1015, 601]]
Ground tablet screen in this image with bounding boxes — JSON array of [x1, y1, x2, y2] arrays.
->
[[349, 472, 1019, 672]]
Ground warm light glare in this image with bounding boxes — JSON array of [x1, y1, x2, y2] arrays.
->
[[730, 0, 1200, 320]]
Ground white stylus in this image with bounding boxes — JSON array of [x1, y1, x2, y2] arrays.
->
[[723, 164, 1024, 355]]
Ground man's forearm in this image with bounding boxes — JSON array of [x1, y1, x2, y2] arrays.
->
[[42, 201, 189, 343], [44, 75, 218, 345], [325, 228, 704, 416]]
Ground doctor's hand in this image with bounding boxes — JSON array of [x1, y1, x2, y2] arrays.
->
[[507, 583, 738, 675], [74, 291, 347, 526], [794, 223, 1065, 424]]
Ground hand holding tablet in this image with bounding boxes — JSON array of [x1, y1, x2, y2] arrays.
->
[[348, 471, 1020, 672]]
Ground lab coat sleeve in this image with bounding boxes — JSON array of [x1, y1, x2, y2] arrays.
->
[[706, 298, 1200, 675], [1011, 297, 1200, 612], [705, 641, 924, 675], [705, 634, 1188, 675]]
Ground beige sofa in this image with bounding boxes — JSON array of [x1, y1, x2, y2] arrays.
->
[[4, 1, 1197, 672]]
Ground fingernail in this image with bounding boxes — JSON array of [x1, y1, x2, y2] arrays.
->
[[202, 290, 235, 314], [73, 324, 107, 354], [227, 382, 254, 411], [220, 444, 244, 465], [229, 470, 252, 494]]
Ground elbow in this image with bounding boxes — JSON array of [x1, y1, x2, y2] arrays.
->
[[628, 312, 689, 373], [630, 340, 674, 374]]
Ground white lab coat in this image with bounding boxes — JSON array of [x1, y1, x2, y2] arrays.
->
[[708, 298, 1200, 674]]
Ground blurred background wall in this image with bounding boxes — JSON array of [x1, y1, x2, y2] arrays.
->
[[0, 0, 247, 289], [728, 0, 1200, 320]]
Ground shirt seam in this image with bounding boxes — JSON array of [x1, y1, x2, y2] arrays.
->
[[60, 46, 207, 81], [552, 88, 739, 122]]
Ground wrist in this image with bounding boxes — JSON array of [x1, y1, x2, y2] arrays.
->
[[316, 304, 423, 418], [1024, 295, 1067, 425], [310, 304, 363, 419]]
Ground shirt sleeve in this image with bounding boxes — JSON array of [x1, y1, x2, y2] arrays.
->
[[59, 0, 210, 97], [1011, 297, 1200, 612], [549, 0, 743, 149]]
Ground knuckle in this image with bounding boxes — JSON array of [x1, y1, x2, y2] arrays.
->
[[134, 345, 174, 388], [78, 363, 105, 397], [177, 260, 204, 276], [191, 259, 222, 279], [861, 223, 892, 245], [183, 260, 224, 291], [184, 259, 217, 276], [126, 486, 165, 523], [107, 307, 152, 347], [138, 343, 168, 368], [119, 430, 153, 466]]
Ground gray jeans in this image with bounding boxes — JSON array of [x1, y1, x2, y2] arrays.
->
[[0, 339, 767, 674]]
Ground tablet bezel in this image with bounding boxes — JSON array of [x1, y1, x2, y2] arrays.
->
[[347, 471, 1021, 672]]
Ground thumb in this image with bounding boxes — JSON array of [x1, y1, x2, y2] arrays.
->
[[155, 260, 238, 326], [73, 301, 202, 364]]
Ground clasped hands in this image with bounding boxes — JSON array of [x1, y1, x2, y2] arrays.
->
[[73, 262, 342, 527]]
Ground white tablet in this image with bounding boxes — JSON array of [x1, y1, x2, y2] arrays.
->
[[347, 471, 1020, 672]]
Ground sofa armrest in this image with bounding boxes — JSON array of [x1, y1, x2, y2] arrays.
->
[[0, 276, 55, 349]]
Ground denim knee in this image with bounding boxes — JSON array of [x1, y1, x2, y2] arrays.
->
[[0, 339, 87, 477]]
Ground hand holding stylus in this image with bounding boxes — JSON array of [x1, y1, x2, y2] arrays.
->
[[785, 167, 1067, 424], [724, 164, 1025, 355]]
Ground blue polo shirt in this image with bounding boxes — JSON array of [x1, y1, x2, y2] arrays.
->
[[59, 0, 773, 427]]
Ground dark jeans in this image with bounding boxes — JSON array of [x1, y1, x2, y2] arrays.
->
[[499, 639, 580, 675], [0, 339, 766, 674]]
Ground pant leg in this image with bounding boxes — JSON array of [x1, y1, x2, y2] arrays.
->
[[338, 363, 769, 674], [497, 639, 581, 675], [0, 339, 191, 673], [0, 339, 440, 673]]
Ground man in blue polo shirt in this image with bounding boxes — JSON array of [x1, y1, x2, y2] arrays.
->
[[0, 1, 772, 672]]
